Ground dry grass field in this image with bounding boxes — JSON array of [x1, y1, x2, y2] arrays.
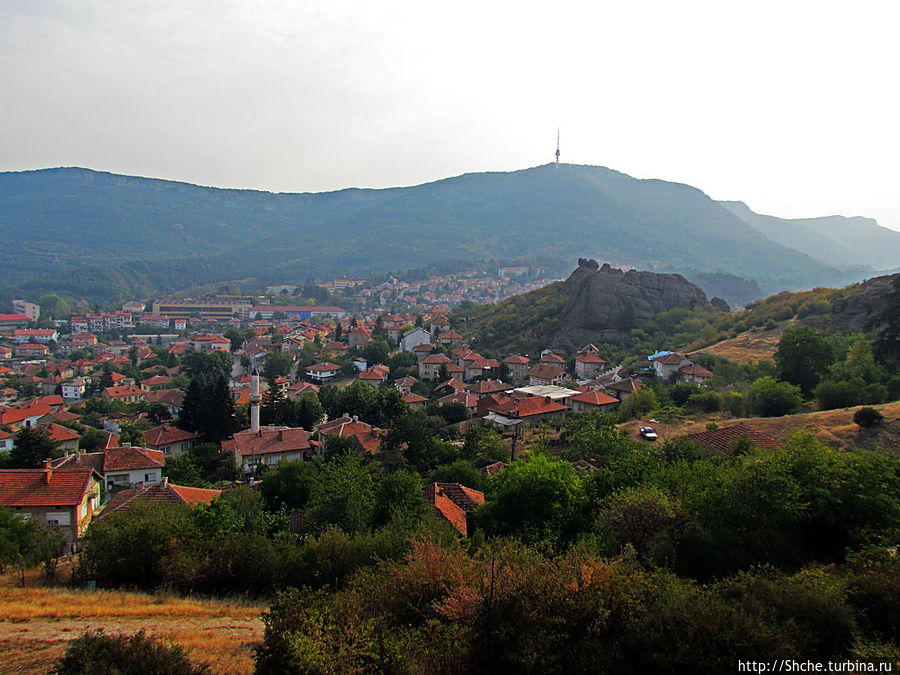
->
[[0, 565, 264, 675], [619, 400, 900, 455], [689, 323, 786, 364]]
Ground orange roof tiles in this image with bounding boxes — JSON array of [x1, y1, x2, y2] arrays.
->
[[0, 468, 99, 507]]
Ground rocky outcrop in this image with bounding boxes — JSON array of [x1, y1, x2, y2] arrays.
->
[[560, 259, 711, 331], [828, 273, 897, 333]]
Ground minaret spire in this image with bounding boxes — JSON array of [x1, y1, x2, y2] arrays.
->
[[555, 128, 560, 165]]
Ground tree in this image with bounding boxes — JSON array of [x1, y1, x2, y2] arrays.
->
[[259, 460, 318, 512], [477, 452, 586, 545], [262, 351, 293, 381], [6, 426, 61, 468], [52, 630, 210, 675], [853, 407, 884, 428], [179, 373, 235, 443], [748, 377, 803, 417], [774, 326, 835, 396]]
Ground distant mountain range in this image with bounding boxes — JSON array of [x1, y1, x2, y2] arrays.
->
[[1, 164, 895, 304], [719, 201, 900, 271]]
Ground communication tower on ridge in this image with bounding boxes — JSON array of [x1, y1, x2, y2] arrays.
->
[[555, 129, 560, 165]]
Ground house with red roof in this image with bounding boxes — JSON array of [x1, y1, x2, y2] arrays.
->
[[102, 385, 147, 404], [224, 426, 313, 473], [52, 446, 165, 491], [424, 482, 484, 537], [402, 391, 428, 409], [575, 352, 607, 380], [101, 477, 220, 515], [43, 423, 81, 452], [527, 363, 566, 387], [437, 391, 478, 416], [502, 355, 530, 383], [315, 415, 386, 455], [0, 399, 53, 430], [0, 429, 13, 453], [306, 361, 341, 383], [678, 363, 714, 384], [358, 364, 390, 387], [142, 424, 198, 459], [14, 328, 58, 344], [0, 462, 102, 545], [569, 390, 619, 413], [14, 343, 49, 358], [418, 353, 451, 380], [145, 389, 186, 418]]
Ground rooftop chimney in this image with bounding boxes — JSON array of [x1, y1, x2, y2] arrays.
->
[[42, 459, 52, 484]]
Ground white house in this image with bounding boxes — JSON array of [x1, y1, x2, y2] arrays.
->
[[400, 328, 432, 353]]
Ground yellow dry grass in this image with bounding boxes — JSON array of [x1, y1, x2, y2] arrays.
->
[[619, 400, 900, 454], [0, 574, 265, 675], [690, 323, 787, 364]]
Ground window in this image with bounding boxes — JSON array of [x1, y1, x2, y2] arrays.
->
[[145, 472, 156, 482], [46, 511, 71, 526]]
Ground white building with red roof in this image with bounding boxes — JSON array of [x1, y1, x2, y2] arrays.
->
[[224, 426, 313, 473]]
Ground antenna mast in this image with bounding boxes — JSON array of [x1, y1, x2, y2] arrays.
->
[[555, 129, 560, 165]]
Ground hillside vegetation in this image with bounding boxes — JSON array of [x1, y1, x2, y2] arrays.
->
[[1, 164, 874, 303]]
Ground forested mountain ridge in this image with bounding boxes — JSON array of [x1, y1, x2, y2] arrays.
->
[[720, 200, 900, 271], [0, 164, 876, 302]]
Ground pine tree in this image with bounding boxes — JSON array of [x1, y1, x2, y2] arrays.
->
[[7, 426, 61, 469]]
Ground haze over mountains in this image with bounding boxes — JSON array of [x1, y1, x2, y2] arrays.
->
[[2, 164, 896, 304]]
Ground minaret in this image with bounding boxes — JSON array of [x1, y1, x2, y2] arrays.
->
[[555, 128, 560, 165], [250, 369, 261, 433]]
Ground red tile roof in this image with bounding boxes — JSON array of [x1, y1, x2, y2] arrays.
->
[[570, 391, 619, 407], [0, 468, 99, 507], [503, 355, 530, 365], [228, 427, 312, 457], [102, 446, 166, 472], [575, 353, 607, 364], [514, 396, 567, 417], [0, 400, 52, 425], [424, 483, 484, 536], [104, 480, 221, 512], [45, 423, 81, 443], [104, 385, 145, 399], [143, 425, 197, 446]]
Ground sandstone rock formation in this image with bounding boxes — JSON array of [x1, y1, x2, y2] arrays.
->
[[560, 259, 711, 331]]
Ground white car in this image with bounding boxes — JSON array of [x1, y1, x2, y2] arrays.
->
[[639, 426, 658, 441]]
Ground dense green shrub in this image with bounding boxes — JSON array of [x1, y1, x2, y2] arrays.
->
[[52, 630, 209, 675]]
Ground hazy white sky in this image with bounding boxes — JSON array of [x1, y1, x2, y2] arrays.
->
[[2, 1, 898, 230]]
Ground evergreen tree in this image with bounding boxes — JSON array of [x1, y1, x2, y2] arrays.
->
[[6, 426, 61, 469]]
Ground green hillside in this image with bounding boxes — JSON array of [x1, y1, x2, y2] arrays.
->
[[0, 164, 874, 302], [721, 200, 900, 271]]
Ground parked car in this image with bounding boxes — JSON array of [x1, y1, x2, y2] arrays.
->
[[639, 425, 658, 441]]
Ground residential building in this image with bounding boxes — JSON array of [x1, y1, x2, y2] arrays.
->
[[315, 415, 386, 455], [0, 463, 102, 546], [502, 355, 530, 383], [225, 426, 313, 473], [418, 353, 451, 380], [142, 424, 198, 459], [424, 483, 484, 537], [101, 478, 220, 514], [52, 446, 166, 491], [14, 328, 58, 344], [306, 362, 341, 383], [12, 299, 39, 321], [400, 327, 431, 353], [569, 390, 619, 413]]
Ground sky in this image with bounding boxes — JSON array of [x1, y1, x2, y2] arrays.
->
[[2, 0, 898, 231]]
